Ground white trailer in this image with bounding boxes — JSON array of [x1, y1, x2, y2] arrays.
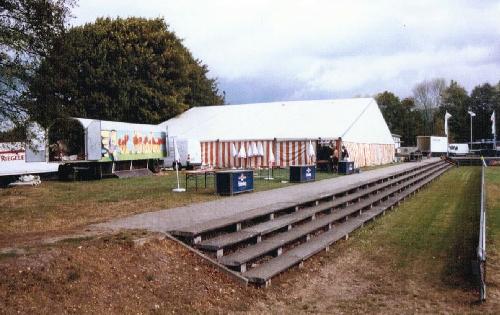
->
[[417, 136, 448, 156], [0, 142, 59, 184]]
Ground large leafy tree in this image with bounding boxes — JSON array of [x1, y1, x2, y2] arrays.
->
[[440, 80, 470, 142], [0, 0, 73, 132], [27, 17, 224, 127], [375, 91, 423, 146], [469, 83, 500, 142], [412, 78, 446, 135]]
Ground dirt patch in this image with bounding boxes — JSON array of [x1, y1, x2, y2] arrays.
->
[[0, 232, 263, 314]]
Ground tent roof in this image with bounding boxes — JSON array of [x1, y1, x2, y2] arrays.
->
[[160, 98, 394, 145]]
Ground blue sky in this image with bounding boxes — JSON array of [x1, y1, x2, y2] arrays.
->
[[73, 0, 500, 104]]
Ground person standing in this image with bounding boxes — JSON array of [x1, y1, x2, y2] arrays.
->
[[341, 145, 349, 161]]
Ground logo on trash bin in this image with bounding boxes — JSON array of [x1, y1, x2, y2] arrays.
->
[[306, 167, 312, 178], [238, 173, 247, 187]]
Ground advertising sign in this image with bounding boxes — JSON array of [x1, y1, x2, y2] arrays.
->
[[232, 170, 254, 193], [100, 130, 166, 162]]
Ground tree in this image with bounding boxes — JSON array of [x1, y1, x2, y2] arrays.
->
[[412, 78, 447, 135], [26, 17, 224, 127], [0, 0, 74, 129], [375, 91, 424, 146], [470, 83, 500, 141], [440, 80, 470, 142]]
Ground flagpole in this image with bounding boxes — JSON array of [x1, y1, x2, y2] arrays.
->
[[470, 114, 473, 152], [493, 111, 497, 154]]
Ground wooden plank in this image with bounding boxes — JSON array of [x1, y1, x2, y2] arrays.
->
[[170, 202, 297, 237], [173, 161, 445, 244], [198, 162, 447, 252], [242, 164, 452, 284]]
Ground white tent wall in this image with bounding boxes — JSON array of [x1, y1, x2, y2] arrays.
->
[[340, 99, 395, 167], [160, 98, 395, 168]]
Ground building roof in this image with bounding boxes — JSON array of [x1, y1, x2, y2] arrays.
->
[[160, 98, 394, 145]]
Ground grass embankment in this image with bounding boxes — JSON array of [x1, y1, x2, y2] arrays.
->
[[485, 167, 500, 306], [0, 168, 340, 244]]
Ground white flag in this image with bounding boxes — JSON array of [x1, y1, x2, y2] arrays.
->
[[468, 110, 476, 117], [492, 111, 496, 136], [445, 112, 452, 136]]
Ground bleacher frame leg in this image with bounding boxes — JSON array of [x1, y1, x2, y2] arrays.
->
[[216, 249, 224, 258]]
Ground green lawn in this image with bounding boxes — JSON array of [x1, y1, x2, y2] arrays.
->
[[486, 167, 500, 247], [351, 166, 481, 289], [485, 167, 500, 307]]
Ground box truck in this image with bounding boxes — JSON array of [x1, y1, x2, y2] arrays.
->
[[416, 136, 448, 156]]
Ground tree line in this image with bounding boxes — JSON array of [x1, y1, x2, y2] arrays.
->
[[376, 79, 500, 146], [2, 1, 499, 147], [1, 0, 224, 141]]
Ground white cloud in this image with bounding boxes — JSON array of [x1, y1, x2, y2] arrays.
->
[[72, 0, 500, 103]]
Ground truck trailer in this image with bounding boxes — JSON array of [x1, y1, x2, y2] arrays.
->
[[26, 117, 167, 179], [0, 142, 59, 185], [416, 136, 448, 156]]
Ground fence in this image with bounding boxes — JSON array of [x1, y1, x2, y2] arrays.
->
[[477, 164, 486, 301]]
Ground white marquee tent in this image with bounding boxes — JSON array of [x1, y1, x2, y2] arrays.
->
[[160, 98, 395, 168]]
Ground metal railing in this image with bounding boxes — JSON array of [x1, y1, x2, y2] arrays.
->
[[477, 163, 487, 301]]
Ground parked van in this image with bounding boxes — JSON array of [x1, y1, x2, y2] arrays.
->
[[448, 143, 469, 156]]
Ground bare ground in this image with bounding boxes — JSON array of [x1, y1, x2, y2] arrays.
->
[[1, 231, 497, 315]]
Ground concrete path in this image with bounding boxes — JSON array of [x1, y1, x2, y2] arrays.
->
[[93, 158, 440, 233]]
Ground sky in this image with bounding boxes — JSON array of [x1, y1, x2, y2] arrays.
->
[[72, 0, 500, 105]]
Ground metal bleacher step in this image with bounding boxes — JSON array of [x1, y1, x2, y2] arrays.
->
[[170, 161, 442, 243], [177, 161, 444, 246], [242, 216, 366, 285], [219, 163, 449, 270], [241, 164, 451, 285], [170, 202, 297, 241], [205, 165, 443, 260], [201, 161, 447, 257]]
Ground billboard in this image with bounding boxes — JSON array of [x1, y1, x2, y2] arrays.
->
[[100, 130, 166, 162]]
